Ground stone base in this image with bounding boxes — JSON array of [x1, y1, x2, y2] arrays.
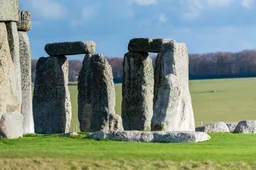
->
[[87, 131, 210, 143]]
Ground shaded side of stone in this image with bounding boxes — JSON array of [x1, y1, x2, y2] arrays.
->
[[33, 56, 72, 134], [0, 0, 19, 22], [152, 42, 195, 131], [78, 54, 92, 132], [234, 120, 256, 134], [0, 112, 23, 139], [19, 31, 34, 134], [128, 38, 175, 53], [0, 22, 21, 117], [122, 52, 154, 131], [90, 54, 117, 131], [45, 41, 96, 56], [18, 10, 31, 32]]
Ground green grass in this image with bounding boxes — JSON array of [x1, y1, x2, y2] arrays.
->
[[69, 78, 256, 131], [1, 133, 256, 169]]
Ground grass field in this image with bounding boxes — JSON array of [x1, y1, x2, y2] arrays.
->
[[1, 133, 256, 169], [2, 78, 256, 169], [69, 78, 256, 131]]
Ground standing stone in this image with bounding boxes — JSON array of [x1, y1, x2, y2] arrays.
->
[[19, 32, 34, 134], [33, 56, 72, 134], [78, 54, 92, 132], [0, 0, 19, 22], [0, 22, 21, 117], [122, 52, 154, 131], [0, 112, 23, 139], [78, 54, 123, 132], [6, 22, 22, 107], [151, 42, 195, 131]]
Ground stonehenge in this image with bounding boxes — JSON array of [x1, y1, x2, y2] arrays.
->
[[122, 38, 195, 131]]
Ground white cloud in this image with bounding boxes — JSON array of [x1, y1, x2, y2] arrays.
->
[[159, 14, 167, 22], [130, 0, 157, 6], [183, 0, 234, 19], [81, 3, 101, 21], [241, 0, 253, 8], [22, 0, 67, 20]]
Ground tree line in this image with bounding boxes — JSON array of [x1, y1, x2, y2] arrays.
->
[[31, 50, 256, 83]]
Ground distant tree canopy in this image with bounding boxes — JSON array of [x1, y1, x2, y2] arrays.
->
[[31, 50, 256, 83]]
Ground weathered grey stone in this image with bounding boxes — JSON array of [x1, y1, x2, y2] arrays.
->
[[196, 122, 230, 133], [6, 22, 22, 107], [109, 113, 124, 131], [19, 31, 34, 134], [0, 0, 19, 22], [226, 122, 238, 133], [234, 120, 256, 134], [78, 54, 121, 132], [128, 38, 175, 53], [152, 42, 195, 131], [87, 131, 211, 143], [33, 56, 72, 134], [90, 54, 117, 131], [45, 41, 96, 56], [122, 52, 154, 131], [0, 22, 21, 117], [78, 54, 92, 132], [0, 112, 23, 139], [18, 10, 31, 32]]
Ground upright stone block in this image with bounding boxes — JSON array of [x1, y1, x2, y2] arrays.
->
[[6, 22, 22, 106], [151, 42, 195, 131], [78, 54, 123, 132], [122, 52, 154, 131], [0, 22, 21, 117], [78, 54, 92, 132], [0, 0, 19, 22], [33, 56, 72, 134], [18, 10, 31, 32], [19, 31, 34, 134]]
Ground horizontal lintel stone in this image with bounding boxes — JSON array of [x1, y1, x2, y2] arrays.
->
[[18, 10, 31, 32], [45, 41, 96, 56], [128, 38, 175, 53], [0, 0, 19, 22]]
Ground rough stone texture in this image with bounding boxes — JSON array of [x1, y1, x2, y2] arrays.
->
[[0, 112, 23, 139], [19, 31, 34, 134], [109, 113, 124, 131], [122, 52, 154, 131], [151, 42, 195, 131], [45, 41, 96, 56], [78, 54, 122, 132], [226, 122, 238, 133], [33, 56, 72, 134], [0, 0, 19, 22], [78, 54, 92, 132], [196, 122, 230, 133], [18, 10, 31, 32], [128, 38, 175, 53], [234, 120, 256, 134], [87, 131, 210, 143], [6, 22, 22, 107], [0, 22, 21, 118]]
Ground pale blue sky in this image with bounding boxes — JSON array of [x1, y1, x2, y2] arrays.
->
[[19, 0, 256, 59]]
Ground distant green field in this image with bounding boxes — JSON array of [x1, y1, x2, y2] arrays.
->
[[69, 78, 256, 131]]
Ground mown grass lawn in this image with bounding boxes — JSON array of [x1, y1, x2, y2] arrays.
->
[[1, 133, 256, 169]]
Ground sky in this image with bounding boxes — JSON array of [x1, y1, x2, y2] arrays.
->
[[19, 0, 256, 59]]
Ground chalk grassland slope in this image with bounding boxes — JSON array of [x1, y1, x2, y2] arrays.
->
[[69, 78, 256, 131], [1, 134, 256, 169]]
